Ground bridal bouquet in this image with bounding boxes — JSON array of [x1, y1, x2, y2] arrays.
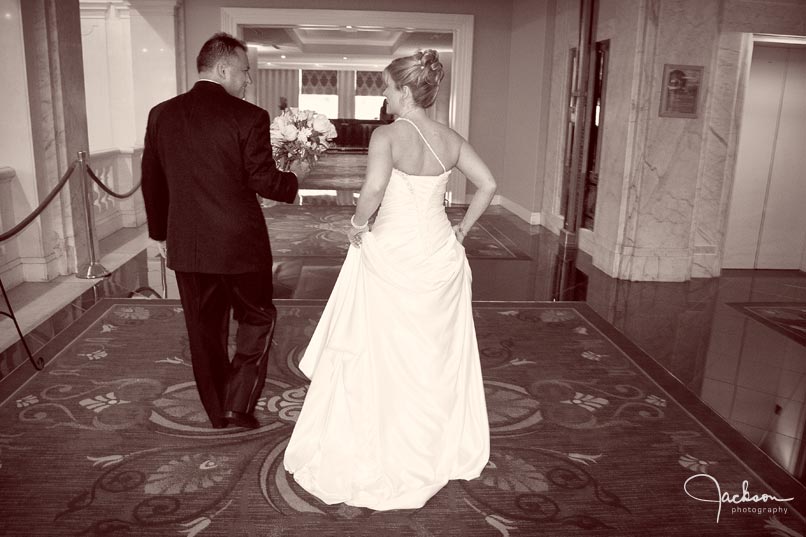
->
[[270, 108, 337, 171]]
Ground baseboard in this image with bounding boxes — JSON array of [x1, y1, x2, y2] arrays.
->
[[540, 212, 565, 235], [492, 195, 540, 225]]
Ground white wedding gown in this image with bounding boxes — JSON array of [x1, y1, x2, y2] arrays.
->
[[283, 118, 489, 511]]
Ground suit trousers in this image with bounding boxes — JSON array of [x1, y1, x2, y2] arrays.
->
[[175, 269, 276, 426]]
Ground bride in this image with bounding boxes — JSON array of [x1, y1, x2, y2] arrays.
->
[[283, 49, 497, 511]]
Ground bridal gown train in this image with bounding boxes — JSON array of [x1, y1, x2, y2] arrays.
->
[[283, 119, 490, 511]]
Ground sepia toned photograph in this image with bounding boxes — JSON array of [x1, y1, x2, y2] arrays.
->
[[1, 1, 805, 536]]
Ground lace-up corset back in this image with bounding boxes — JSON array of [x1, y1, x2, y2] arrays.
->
[[372, 118, 454, 257]]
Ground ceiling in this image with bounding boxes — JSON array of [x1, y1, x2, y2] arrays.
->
[[242, 26, 453, 70]]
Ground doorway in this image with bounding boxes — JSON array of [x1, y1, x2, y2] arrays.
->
[[723, 42, 806, 269]]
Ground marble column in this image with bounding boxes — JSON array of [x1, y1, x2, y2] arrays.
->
[[611, 0, 720, 281], [689, 32, 751, 278], [20, 0, 93, 278], [0, 0, 35, 286]]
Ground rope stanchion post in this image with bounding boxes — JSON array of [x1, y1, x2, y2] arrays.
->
[[76, 151, 110, 279]]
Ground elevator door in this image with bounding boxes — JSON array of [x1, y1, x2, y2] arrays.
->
[[723, 44, 806, 269]]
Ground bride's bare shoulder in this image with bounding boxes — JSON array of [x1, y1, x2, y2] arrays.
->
[[436, 123, 465, 149]]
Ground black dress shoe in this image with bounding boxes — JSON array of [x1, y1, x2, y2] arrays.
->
[[223, 410, 260, 429], [210, 418, 229, 429]]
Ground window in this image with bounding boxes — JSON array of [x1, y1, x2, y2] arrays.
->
[[354, 71, 385, 120], [298, 95, 338, 119], [354, 96, 386, 120], [299, 69, 338, 118]]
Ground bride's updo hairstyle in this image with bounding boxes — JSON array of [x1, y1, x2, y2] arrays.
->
[[384, 49, 445, 109]]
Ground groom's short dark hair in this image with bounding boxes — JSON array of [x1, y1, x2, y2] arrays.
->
[[196, 32, 247, 73]]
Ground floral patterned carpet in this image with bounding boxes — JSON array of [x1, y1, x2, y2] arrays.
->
[[264, 206, 531, 260], [0, 299, 804, 536], [729, 302, 806, 347]]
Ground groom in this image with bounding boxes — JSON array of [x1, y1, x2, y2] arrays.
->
[[141, 32, 303, 429]]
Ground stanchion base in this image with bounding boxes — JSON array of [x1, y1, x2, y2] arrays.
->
[[77, 263, 111, 279]]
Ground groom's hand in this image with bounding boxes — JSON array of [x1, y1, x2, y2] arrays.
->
[[152, 239, 167, 259]]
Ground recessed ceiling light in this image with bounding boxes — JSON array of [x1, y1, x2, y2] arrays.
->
[[280, 55, 286, 59], [343, 56, 348, 60], [346, 25, 353, 29]]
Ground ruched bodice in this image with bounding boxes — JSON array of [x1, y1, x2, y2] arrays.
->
[[371, 169, 458, 270]]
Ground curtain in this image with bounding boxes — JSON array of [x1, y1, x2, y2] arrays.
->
[[256, 69, 299, 116], [337, 71, 355, 119], [301, 69, 338, 94], [356, 71, 384, 96]]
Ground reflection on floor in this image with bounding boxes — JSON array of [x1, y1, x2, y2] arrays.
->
[[2, 186, 806, 501]]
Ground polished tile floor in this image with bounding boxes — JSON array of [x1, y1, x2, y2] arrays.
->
[[2, 192, 805, 490]]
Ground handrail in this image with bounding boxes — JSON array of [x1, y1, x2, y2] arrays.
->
[[87, 147, 121, 160], [0, 150, 142, 242], [1, 149, 147, 373]]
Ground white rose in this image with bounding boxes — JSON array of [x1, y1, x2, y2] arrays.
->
[[326, 125, 337, 139], [281, 124, 298, 141], [312, 114, 330, 133]]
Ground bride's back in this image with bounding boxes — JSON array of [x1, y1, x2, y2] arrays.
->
[[388, 118, 462, 177]]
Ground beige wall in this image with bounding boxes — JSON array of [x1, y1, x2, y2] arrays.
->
[[499, 0, 555, 222], [182, 0, 513, 193]]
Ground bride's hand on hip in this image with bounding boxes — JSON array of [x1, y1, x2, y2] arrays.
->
[[348, 226, 367, 247], [349, 214, 369, 247], [453, 224, 467, 244]]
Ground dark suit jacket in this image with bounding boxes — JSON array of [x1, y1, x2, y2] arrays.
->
[[141, 81, 297, 274]]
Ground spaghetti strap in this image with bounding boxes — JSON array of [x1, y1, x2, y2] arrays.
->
[[395, 117, 447, 174]]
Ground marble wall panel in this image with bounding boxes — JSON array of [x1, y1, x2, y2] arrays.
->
[[0, 0, 40, 286], [722, 0, 806, 35]]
